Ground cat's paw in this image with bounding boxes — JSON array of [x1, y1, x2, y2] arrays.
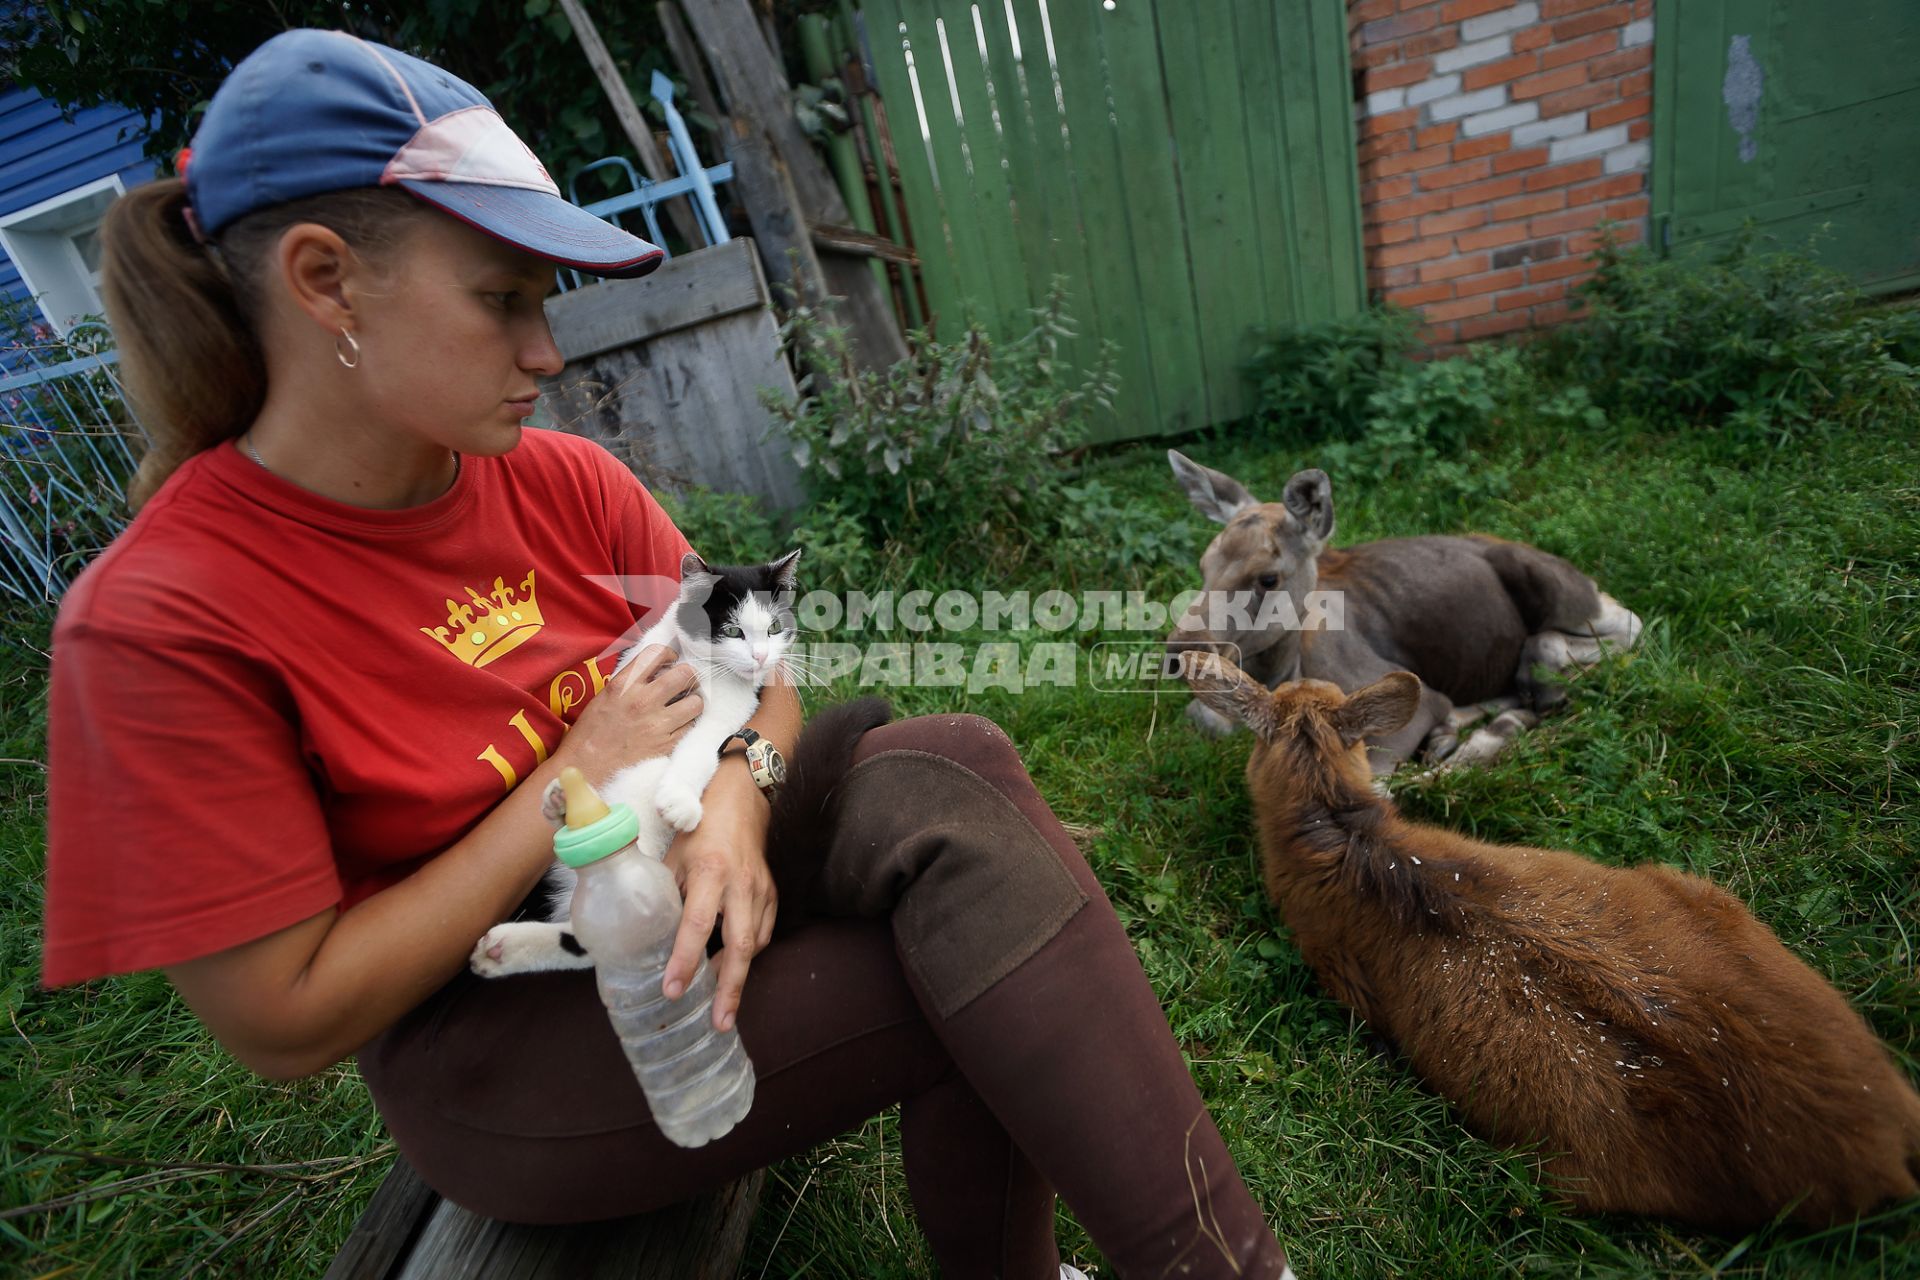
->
[[539, 779, 568, 828], [470, 922, 589, 977], [655, 780, 704, 832]]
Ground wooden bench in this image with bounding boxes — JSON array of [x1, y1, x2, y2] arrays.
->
[[323, 1157, 763, 1280]]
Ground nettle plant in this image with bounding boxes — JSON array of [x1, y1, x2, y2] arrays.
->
[[766, 282, 1118, 561]]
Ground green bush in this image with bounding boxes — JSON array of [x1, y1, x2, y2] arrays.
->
[[1246, 305, 1420, 442], [766, 283, 1117, 565], [1543, 231, 1918, 445]]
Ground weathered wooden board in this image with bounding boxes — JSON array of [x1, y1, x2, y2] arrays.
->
[[542, 238, 804, 508], [322, 1157, 763, 1280]]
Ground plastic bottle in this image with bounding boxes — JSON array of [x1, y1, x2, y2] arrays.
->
[[552, 766, 756, 1148]]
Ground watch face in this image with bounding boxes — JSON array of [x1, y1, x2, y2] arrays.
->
[[765, 747, 788, 785]]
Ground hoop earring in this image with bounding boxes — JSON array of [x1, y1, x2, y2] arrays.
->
[[336, 329, 362, 370]]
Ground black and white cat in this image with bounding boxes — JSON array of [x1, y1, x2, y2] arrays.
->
[[471, 548, 885, 977]]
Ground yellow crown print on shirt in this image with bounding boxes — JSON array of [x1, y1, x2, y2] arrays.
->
[[421, 571, 545, 668]]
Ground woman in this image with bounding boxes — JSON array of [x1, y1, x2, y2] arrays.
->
[[41, 30, 1297, 1279]]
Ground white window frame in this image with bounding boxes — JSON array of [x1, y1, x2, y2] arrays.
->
[[0, 174, 127, 336]]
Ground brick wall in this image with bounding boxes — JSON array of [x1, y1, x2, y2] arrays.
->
[[1349, 0, 1654, 345]]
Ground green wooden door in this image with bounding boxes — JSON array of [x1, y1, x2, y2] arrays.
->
[[858, 0, 1365, 442], [1652, 0, 1920, 293]]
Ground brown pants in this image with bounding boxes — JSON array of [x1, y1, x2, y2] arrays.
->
[[359, 715, 1292, 1279]]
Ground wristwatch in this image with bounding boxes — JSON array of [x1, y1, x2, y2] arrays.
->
[[718, 728, 786, 799]]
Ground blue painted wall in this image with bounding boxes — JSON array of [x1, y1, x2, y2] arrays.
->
[[0, 82, 158, 326]]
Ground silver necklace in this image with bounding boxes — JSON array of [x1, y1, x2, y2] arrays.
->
[[241, 434, 461, 483]]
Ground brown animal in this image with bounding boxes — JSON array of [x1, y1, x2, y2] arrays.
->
[[1166, 451, 1642, 772], [1188, 656, 1920, 1231]]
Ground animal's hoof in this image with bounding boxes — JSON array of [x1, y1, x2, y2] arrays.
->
[[657, 785, 703, 832], [1185, 698, 1238, 738]]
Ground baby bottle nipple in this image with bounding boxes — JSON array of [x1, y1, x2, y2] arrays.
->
[[558, 765, 611, 829]]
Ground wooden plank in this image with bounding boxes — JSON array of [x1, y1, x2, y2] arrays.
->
[[544, 238, 768, 361], [1284, 0, 1366, 322], [658, 1, 726, 138], [1311, 0, 1368, 317], [1232, 0, 1302, 328], [543, 289, 805, 508], [391, 1170, 763, 1280], [1155, 1, 1264, 422], [937, 0, 1034, 335], [556, 0, 703, 248], [320, 1157, 439, 1280], [811, 221, 920, 263]]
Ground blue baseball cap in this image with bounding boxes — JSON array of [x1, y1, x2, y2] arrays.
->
[[183, 29, 663, 278]]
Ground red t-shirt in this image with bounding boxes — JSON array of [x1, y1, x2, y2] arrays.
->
[[41, 428, 692, 987]]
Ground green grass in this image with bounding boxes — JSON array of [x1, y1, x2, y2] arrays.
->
[[4, 409, 1916, 1276]]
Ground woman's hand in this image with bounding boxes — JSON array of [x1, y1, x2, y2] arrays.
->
[[556, 644, 702, 784], [661, 760, 775, 1032]]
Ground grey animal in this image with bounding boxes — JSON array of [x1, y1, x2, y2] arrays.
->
[[1165, 450, 1641, 771]]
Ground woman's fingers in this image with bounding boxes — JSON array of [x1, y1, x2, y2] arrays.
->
[[710, 889, 762, 1032], [613, 643, 675, 690]]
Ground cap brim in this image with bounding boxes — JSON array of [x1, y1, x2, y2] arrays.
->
[[398, 180, 665, 279]]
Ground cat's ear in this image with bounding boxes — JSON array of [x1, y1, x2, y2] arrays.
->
[[771, 548, 802, 592], [680, 551, 712, 581]]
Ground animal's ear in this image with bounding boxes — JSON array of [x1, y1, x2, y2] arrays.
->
[[770, 548, 802, 591], [1182, 650, 1279, 739], [1332, 672, 1423, 747], [1168, 450, 1258, 525], [680, 551, 712, 580], [1281, 469, 1335, 548]]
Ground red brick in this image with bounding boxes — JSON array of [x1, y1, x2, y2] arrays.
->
[[1605, 196, 1651, 221], [1539, 32, 1619, 71], [1421, 323, 1463, 348], [1386, 282, 1455, 307], [1590, 93, 1652, 128], [1631, 0, 1652, 14], [1463, 52, 1541, 90], [1525, 157, 1604, 190], [1351, 0, 1395, 23], [1530, 203, 1612, 237], [1512, 63, 1589, 100], [1493, 189, 1566, 221], [1453, 132, 1512, 161], [1365, 60, 1437, 92], [1424, 293, 1497, 322], [1628, 118, 1651, 141], [1373, 263, 1420, 289], [1458, 222, 1532, 251], [1363, 176, 1415, 203], [1352, 43, 1399, 71], [1542, 0, 1618, 17], [1420, 156, 1495, 189], [1373, 142, 1459, 178], [1568, 224, 1636, 255], [1496, 280, 1570, 310], [1618, 69, 1652, 97], [1363, 109, 1421, 137], [1403, 28, 1462, 58], [1446, 174, 1527, 206], [1551, 5, 1630, 40], [1360, 9, 1439, 45], [1377, 238, 1456, 267], [1421, 205, 1491, 235], [1456, 266, 1528, 297], [1420, 252, 1493, 282], [1442, 0, 1515, 20], [1514, 25, 1553, 51], [1529, 255, 1595, 283], [1539, 80, 1619, 116], [1568, 172, 1644, 206], [1360, 132, 1415, 164], [1589, 46, 1652, 79], [1416, 122, 1460, 148], [1457, 311, 1532, 340], [1366, 218, 1420, 247], [1372, 190, 1456, 221], [1494, 145, 1551, 174]]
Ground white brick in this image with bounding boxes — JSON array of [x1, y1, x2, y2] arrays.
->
[[1406, 75, 1462, 108], [1604, 141, 1652, 174], [1548, 124, 1631, 164], [1622, 18, 1653, 47], [1512, 113, 1588, 146], [1435, 34, 1513, 75], [1366, 87, 1408, 115], [1462, 2, 1540, 42], [1426, 86, 1509, 122], [1461, 101, 1540, 138]]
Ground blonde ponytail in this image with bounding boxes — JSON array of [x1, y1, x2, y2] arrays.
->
[[100, 181, 430, 510]]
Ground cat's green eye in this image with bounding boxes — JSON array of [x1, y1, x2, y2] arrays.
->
[[719, 623, 744, 639], [768, 619, 785, 634]]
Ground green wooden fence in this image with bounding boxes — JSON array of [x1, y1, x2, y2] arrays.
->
[[857, 0, 1365, 441]]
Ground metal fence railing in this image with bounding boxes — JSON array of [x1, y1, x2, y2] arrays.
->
[[0, 323, 142, 602]]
